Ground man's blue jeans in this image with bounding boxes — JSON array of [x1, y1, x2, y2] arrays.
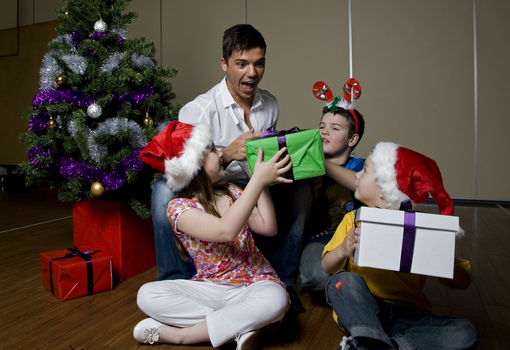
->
[[255, 179, 314, 286], [151, 178, 190, 280], [326, 270, 478, 350], [151, 177, 313, 286]]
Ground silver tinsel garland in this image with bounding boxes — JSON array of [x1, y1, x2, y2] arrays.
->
[[62, 54, 88, 75], [39, 50, 87, 90], [100, 52, 127, 76], [156, 121, 170, 132], [39, 53, 60, 90], [131, 54, 155, 69], [100, 53, 155, 76], [69, 118, 149, 163], [111, 28, 127, 40], [51, 34, 77, 53]]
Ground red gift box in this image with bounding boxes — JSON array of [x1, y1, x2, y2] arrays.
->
[[73, 199, 156, 282], [41, 246, 112, 301]]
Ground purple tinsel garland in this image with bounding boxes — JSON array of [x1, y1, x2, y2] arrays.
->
[[72, 30, 124, 50], [32, 86, 154, 110], [71, 31, 83, 48], [29, 113, 50, 134], [28, 145, 56, 167], [118, 86, 154, 106], [32, 90, 94, 110], [28, 145, 145, 191]]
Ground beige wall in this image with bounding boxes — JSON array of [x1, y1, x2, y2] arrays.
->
[[477, 0, 510, 200], [1, 0, 508, 201]]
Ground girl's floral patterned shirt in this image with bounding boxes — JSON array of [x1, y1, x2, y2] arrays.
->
[[167, 184, 285, 288]]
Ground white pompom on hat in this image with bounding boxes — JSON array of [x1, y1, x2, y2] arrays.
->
[[140, 121, 213, 191], [370, 141, 455, 216]]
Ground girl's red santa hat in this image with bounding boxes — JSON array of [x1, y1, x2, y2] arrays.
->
[[370, 141, 455, 216], [140, 121, 213, 191]]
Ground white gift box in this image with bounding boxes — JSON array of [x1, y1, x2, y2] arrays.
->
[[353, 207, 458, 279]]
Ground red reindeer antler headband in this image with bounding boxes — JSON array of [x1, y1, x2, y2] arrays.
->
[[313, 78, 361, 134]]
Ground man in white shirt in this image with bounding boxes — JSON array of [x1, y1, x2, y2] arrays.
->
[[150, 24, 313, 313]]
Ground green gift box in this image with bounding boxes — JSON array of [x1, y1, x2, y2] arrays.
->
[[245, 127, 325, 182]]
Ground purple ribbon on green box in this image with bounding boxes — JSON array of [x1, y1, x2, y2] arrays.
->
[[259, 126, 300, 179], [245, 127, 325, 183]]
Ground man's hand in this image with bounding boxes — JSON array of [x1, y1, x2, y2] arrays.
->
[[221, 128, 263, 167]]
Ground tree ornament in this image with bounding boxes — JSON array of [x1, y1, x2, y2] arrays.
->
[[143, 112, 154, 127], [94, 19, 108, 33], [91, 181, 105, 196], [48, 118, 57, 129], [87, 103, 102, 118], [55, 72, 67, 86]]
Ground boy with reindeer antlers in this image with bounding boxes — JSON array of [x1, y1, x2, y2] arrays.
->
[[299, 78, 366, 301]]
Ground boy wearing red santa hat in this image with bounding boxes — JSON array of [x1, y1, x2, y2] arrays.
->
[[322, 142, 477, 350]]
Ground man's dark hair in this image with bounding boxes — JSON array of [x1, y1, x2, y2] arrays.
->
[[222, 24, 266, 63]]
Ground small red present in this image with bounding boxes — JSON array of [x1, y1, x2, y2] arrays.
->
[[41, 246, 112, 301]]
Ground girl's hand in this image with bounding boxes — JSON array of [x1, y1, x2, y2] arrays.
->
[[252, 147, 293, 186]]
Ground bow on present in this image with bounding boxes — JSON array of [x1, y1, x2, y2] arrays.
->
[[258, 127, 300, 180], [49, 247, 100, 296]]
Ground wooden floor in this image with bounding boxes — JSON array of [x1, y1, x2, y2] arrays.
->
[[1, 183, 509, 349]]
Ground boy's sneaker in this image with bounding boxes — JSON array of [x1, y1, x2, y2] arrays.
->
[[338, 336, 396, 350], [338, 335, 358, 350]]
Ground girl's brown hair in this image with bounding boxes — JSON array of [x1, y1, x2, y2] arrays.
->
[[172, 167, 236, 262]]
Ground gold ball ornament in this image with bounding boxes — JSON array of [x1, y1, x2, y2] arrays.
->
[[55, 72, 67, 86], [47, 119, 57, 129], [91, 182, 105, 197], [143, 113, 154, 126]]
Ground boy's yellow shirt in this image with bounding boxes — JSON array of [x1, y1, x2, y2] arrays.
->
[[323, 211, 433, 312]]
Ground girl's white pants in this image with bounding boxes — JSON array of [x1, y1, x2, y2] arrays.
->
[[136, 279, 289, 347]]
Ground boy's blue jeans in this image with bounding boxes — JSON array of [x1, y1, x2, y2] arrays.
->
[[151, 177, 313, 286], [299, 241, 332, 293], [326, 270, 478, 350]]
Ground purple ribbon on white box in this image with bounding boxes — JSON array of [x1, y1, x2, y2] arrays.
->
[[259, 126, 300, 180], [399, 200, 416, 273]]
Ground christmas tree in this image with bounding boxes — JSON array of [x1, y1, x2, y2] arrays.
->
[[18, 0, 180, 218]]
